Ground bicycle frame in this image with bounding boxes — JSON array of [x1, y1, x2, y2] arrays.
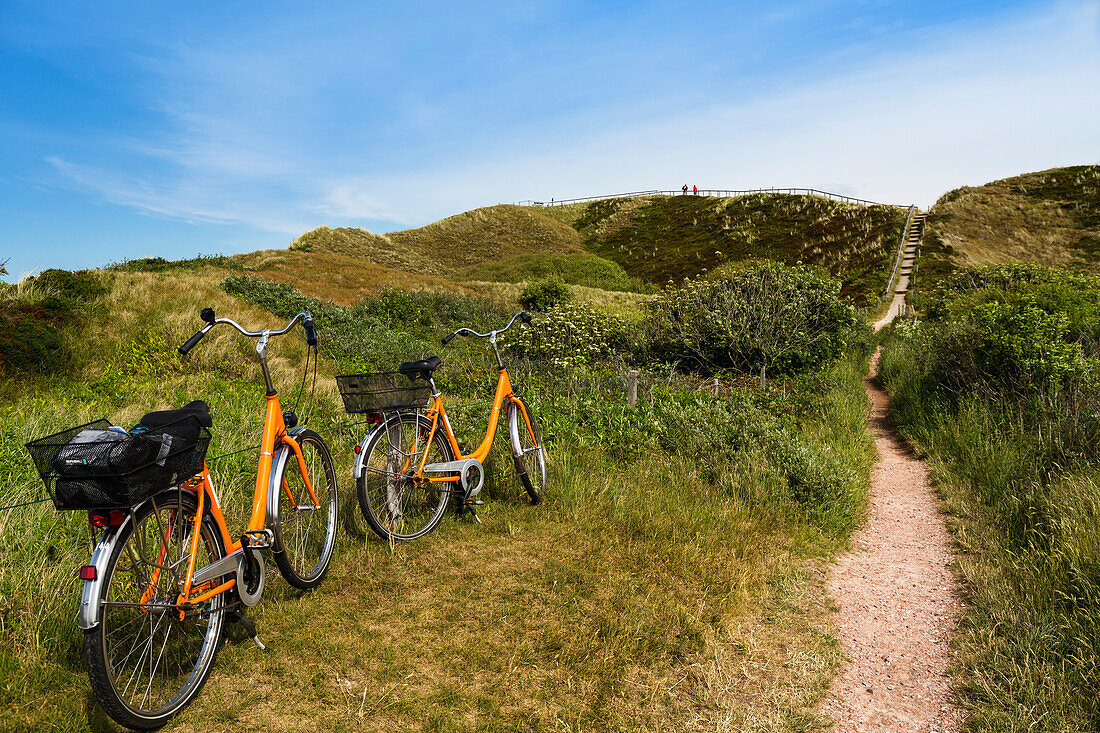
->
[[431, 367, 519, 464], [77, 324, 322, 630]]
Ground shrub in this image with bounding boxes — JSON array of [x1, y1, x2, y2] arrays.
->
[[0, 303, 69, 375], [109, 255, 235, 273], [644, 262, 858, 378], [0, 269, 106, 377], [220, 275, 513, 380], [29, 269, 106, 303], [520, 278, 573, 313], [505, 301, 626, 370]]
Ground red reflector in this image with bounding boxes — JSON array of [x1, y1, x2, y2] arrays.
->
[[108, 509, 127, 526], [353, 445, 361, 455], [88, 511, 108, 528], [367, 415, 382, 424], [79, 566, 97, 581]]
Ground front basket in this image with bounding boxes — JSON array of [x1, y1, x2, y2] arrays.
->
[[25, 416, 211, 510], [336, 372, 432, 414]]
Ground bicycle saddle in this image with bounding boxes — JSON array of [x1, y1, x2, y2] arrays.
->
[[398, 356, 442, 380], [137, 400, 214, 429]]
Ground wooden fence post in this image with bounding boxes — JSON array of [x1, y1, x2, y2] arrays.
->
[[627, 370, 639, 408]]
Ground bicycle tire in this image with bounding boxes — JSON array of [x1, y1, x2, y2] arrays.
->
[[507, 396, 546, 504], [271, 429, 339, 590], [356, 411, 455, 541], [84, 488, 227, 730]]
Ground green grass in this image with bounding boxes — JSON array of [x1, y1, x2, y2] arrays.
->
[[879, 308, 1100, 731], [0, 268, 875, 731], [473, 251, 654, 293], [559, 194, 906, 306]]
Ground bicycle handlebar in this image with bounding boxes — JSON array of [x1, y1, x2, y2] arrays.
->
[[441, 311, 530, 345], [178, 307, 316, 355]]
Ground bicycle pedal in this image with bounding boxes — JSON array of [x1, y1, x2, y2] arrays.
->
[[465, 504, 484, 524], [464, 499, 484, 506], [241, 529, 274, 549]]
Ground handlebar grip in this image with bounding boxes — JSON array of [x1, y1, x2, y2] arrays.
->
[[303, 316, 318, 347], [442, 332, 456, 345], [520, 311, 532, 324], [178, 329, 207, 356]]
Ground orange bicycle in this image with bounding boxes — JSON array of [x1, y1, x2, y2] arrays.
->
[[339, 311, 547, 541], [25, 308, 339, 729]]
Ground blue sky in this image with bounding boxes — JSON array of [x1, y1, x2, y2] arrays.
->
[[1, 0, 1098, 280]]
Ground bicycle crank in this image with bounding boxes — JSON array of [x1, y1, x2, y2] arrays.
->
[[423, 457, 484, 497], [236, 547, 265, 607]]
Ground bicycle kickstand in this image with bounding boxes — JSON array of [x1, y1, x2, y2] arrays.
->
[[461, 496, 485, 524], [227, 610, 269, 652]]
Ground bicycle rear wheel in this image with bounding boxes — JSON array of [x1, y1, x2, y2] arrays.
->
[[271, 429, 339, 590], [357, 411, 455, 541], [84, 489, 227, 730], [507, 396, 546, 504]]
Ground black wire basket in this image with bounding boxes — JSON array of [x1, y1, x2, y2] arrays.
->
[[336, 372, 432, 414], [25, 416, 212, 510]]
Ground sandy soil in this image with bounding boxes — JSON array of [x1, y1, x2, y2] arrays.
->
[[820, 349, 962, 732]]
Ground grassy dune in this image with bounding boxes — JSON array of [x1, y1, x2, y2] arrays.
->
[[0, 268, 874, 731], [919, 165, 1100, 284], [284, 194, 907, 303], [527, 195, 906, 305]]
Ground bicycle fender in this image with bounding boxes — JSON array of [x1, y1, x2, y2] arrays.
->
[[265, 427, 306, 554], [77, 521, 132, 630], [351, 422, 386, 480]]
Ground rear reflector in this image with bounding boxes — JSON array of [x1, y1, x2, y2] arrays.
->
[[88, 511, 108, 528], [108, 509, 126, 526], [79, 566, 97, 581], [353, 445, 361, 455]]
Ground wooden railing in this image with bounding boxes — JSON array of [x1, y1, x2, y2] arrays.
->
[[515, 187, 910, 209], [881, 206, 918, 302]]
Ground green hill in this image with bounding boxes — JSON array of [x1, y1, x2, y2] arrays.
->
[[295, 195, 908, 304], [547, 194, 907, 303], [919, 165, 1100, 283]]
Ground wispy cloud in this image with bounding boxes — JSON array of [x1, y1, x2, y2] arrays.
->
[[25, 1, 1100, 251]]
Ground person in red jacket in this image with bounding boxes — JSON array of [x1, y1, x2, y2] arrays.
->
[[693, 185, 698, 195]]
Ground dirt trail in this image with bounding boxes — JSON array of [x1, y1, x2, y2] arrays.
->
[[820, 348, 962, 732]]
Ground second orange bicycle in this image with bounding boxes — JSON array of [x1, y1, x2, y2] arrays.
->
[[339, 311, 547, 541]]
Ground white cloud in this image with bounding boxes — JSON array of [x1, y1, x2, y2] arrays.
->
[[45, 1, 1100, 236]]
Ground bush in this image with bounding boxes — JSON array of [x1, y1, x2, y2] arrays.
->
[[0, 269, 106, 377], [220, 275, 514, 381], [505, 301, 627, 370], [28, 269, 106, 303], [0, 303, 69, 375], [109, 255, 235, 273], [645, 262, 859, 377], [520, 278, 573, 313]]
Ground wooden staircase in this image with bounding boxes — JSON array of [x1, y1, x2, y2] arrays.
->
[[874, 212, 925, 330]]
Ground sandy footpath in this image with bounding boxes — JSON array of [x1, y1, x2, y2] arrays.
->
[[820, 350, 962, 732]]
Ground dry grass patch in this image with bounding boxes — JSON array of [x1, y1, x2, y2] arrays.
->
[[920, 165, 1100, 284]]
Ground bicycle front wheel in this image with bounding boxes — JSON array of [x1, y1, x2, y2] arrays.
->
[[271, 429, 339, 590], [508, 396, 546, 504], [357, 411, 455, 541], [84, 489, 227, 730]]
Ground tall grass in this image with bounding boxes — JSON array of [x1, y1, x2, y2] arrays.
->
[[879, 296, 1100, 730]]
